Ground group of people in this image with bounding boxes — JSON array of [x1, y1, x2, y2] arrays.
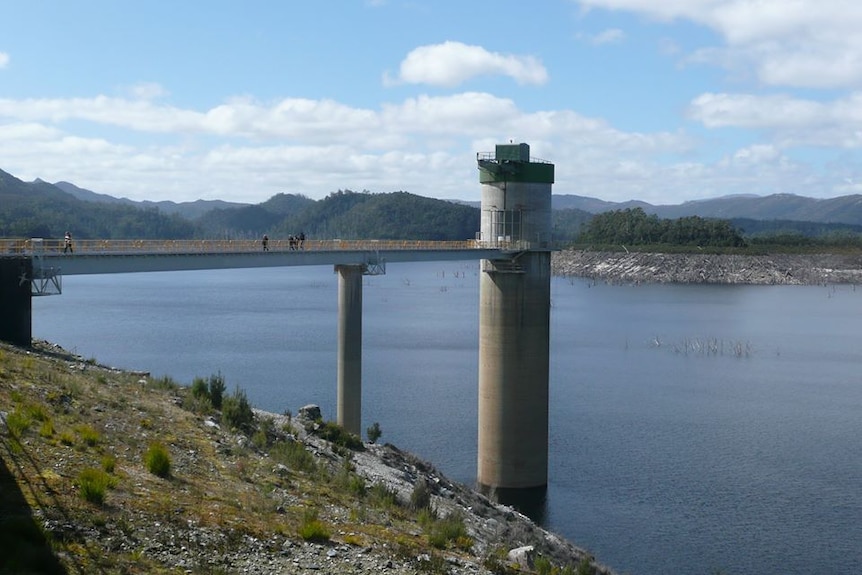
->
[[261, 232, 305, 252]]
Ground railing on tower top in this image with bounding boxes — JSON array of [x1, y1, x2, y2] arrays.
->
[[0, 238, 490, 255]]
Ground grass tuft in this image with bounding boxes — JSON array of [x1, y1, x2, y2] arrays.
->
[[144, 441, 171, 478], [298, 509, 330, 542], [76, 467, 116, 505]]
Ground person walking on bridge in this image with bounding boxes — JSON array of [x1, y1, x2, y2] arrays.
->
[[63, 231, 73, 253], [262, 234, 269, 252]]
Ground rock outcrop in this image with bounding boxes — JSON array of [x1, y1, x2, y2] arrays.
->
[[552, 250, 862, 285]]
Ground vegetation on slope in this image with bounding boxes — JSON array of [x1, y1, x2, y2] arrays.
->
[[0, 341, 605, 575]]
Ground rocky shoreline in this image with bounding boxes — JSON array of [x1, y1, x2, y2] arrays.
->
[[551, 250, 862, 285], [1, 340, 614, 575]]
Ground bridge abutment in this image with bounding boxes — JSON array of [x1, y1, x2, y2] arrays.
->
[[0, 257, 33, 347]]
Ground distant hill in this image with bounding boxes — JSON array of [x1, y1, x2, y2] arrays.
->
[[196, 193, 316, 238], [7, 166, 862, 241], [555, 192, 862, 226], [0, 170, 197, 239], [552, 194, 652, 213], [553, 192, 862, 238], [53, 181, 249, 220]]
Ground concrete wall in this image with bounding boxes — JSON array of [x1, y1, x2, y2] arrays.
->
[[0, 257, 32, 347]]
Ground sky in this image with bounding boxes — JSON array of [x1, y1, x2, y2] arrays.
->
[[2, 0, 862, 206]]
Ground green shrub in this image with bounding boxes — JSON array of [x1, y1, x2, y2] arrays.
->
[[190, 377, 209, 399], [148, 375, 180, 391], [483, 547, 518, 575], [221, 387, 255, 432], [75, 424, 100, 446], [576, 557, 594, 575], [270, 439, 317, 473], [298, 509, 330, 542], [368, 482, 399, 509], [77, 468, 115, 504], [101, 454, 117, 473], [24, 403, 49, 422], [535, 556, 553, 575], [425, 510, 469, 550], [252, 416, 276, 449], [333, 458, 366, 496], [144, 442, 171, 478], [182, 392, 213, 414], [208, 373, 226, 410], [4, 408, 31, 438], [410, 477, 432, 511], [366, 421, 382, 444], [38, 419, 54, 438], [312, 421, 363, 451]]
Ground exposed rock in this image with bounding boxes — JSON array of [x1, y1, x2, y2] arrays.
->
[[552, 250, 862, 285], [508, 544, 536, 569], [298, 404, 322, 422]]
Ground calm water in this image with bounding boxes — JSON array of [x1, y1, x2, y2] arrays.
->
[[32, 262, 862, 575]]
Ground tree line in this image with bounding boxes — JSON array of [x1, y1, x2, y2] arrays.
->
[[4, 168, 862, 250], [576, 207, 746, 248]]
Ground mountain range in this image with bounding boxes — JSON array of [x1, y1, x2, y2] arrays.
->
[[4, 167, 862, 240], [39, 172, 862, 225]]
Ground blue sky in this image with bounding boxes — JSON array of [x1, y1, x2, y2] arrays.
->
[[2, 0, 861, 205]]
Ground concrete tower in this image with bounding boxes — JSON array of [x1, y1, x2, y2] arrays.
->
[[476, 142, 554, 494]]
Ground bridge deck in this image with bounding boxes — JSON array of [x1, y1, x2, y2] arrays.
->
[[1, 238, 510, 276]]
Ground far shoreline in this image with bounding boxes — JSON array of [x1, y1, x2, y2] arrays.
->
[[551, 249, 862, 285]]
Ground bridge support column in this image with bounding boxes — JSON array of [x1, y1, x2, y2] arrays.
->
[[0, 257, 33, 347], [336, 264, 363, 436], [478, 252, 550, 493]]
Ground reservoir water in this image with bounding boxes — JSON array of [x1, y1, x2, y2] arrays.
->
[[32, 262, 862, 575]]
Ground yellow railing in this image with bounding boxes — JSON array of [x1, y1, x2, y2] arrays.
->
[[0, 238, 484, 255]]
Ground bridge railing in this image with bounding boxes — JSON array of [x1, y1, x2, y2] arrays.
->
[[0, 238, 485, 255]]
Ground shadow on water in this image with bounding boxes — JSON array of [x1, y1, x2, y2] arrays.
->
[[0, 435, 68, 574], [480, 484, 549, 525]]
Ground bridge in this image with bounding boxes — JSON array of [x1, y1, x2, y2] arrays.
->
[[0, 142, 555, 500], [1, 238, 506, 291]]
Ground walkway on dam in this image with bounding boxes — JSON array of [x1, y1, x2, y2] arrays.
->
[[0, 238, 509, 280]]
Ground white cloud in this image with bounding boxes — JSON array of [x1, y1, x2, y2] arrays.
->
[[575, 0, 862, 88], [0, 52, 9, 68], [688, 92, 862, 148], [125, 82, 169, 100], [0, 90, 695, 203], [386, 41, 548, 87], [1, 88, 856, 204], [728, 144, 782, 166], [577, 28, 626, 45]]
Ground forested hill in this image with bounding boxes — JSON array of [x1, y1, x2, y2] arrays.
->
[[0, 170, 197, 239], [6, 166, 862, 244], [0, 170, 481, 241]]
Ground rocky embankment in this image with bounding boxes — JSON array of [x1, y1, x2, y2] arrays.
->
[[1, 341, 613, 575], [552, 250, 862, 285]]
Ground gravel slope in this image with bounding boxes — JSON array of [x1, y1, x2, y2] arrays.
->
[[552, 250, 862, 285]]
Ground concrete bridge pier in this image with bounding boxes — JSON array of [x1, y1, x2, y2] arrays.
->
[[478, 251, 551, 492], [336, 264, 364, 435], [0, 257, 33, 347]]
